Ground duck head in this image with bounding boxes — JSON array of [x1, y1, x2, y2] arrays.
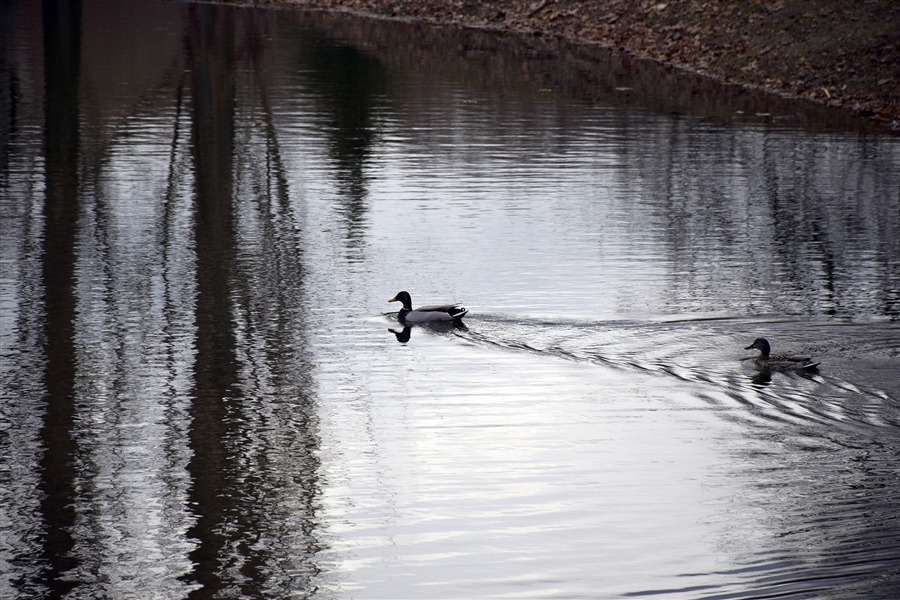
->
[[388, 291, 413, 310], [744, 338, 771, 357]]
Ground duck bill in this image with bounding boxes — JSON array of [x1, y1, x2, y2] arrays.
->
[[388, 296, 398, 303], [744, 344, 754, 349]]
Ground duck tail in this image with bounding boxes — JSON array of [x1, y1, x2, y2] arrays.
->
[[449, 306, 468, 320]]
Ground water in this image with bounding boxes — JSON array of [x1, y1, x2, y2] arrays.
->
[[2, 1, 899, 598]]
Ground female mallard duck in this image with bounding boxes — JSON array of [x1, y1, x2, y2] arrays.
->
[[745, 338, 819, 371], [388, 291, 468, 323]]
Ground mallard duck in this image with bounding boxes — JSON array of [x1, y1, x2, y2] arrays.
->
[[388, 291, 468, 323], [744, 338, 819, 371]]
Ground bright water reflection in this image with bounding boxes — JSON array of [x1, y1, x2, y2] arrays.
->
[[1, 1, 899, 598]]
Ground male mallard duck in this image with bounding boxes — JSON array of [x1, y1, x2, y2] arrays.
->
[[745, 338, 819, 371], [388, 291, 468, 323]]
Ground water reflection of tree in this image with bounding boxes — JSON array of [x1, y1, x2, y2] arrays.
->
[[291, 26, 391, 259], [183, 5, 321, 597], [37, 1, 82, 595], [4, 2, 324, 597], [182, 7, 240, 597], [625, 120, 900, 319]]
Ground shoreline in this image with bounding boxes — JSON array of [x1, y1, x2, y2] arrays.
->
[[245, 0, 899, 131]]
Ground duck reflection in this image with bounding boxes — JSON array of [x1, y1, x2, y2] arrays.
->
[[749, 369, 772, 388], [388, 320, 468, 344], [389, 326, 412, 344], [747, 363, 821, 389]]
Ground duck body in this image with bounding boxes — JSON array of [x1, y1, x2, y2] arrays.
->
[[389, 291, 467, 323], [745, 337, 819, 371]]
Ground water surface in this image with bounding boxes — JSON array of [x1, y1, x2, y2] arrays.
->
[[2, 1, 899, 598]]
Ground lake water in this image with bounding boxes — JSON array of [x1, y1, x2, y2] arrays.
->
[[2, 1, 899, 598]]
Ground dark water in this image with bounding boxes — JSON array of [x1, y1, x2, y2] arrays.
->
[[2, 1, 899, 598]]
